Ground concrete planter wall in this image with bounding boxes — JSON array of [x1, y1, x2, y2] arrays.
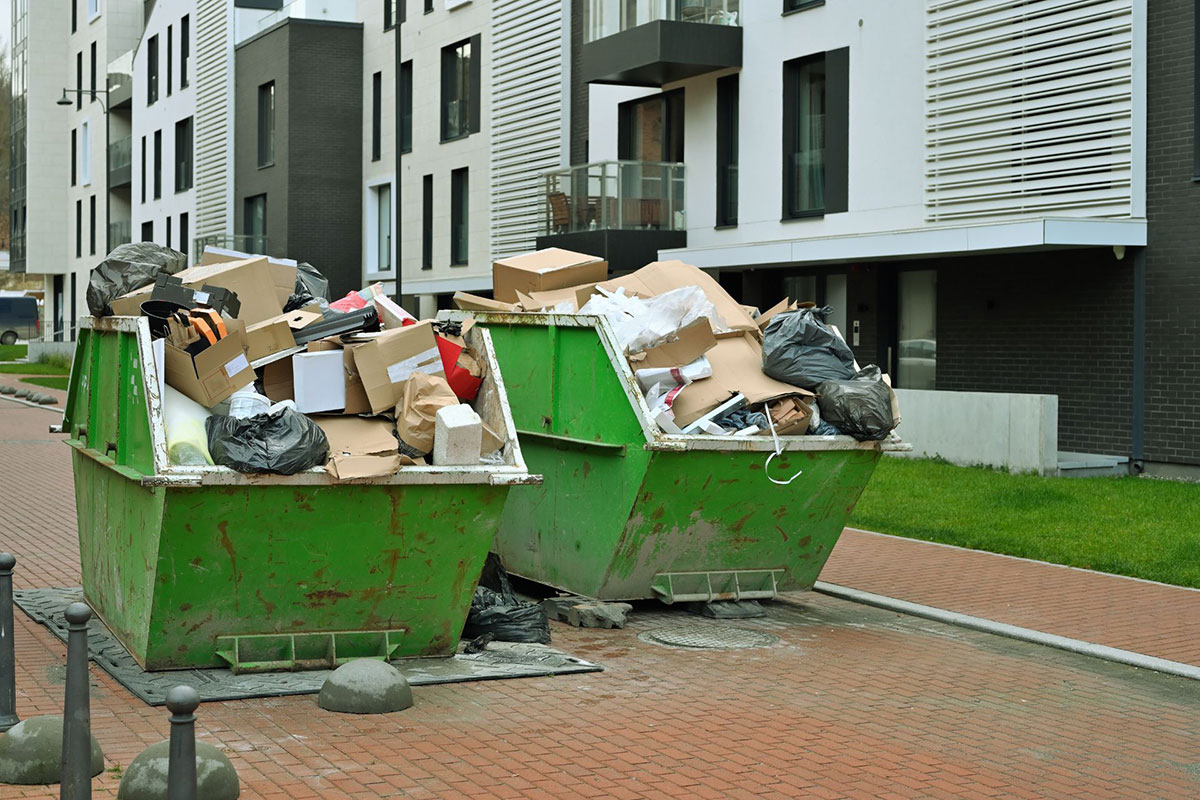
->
[[27, 342, 77, 361]]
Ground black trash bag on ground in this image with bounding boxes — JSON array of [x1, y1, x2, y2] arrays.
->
[[761, 306, 856, 390], [87, 243, 188, 316], [205, 407, 329, 474], [295, 261, 330, 301], [462, 587, 552, 644], [816, 366, 899, 442]]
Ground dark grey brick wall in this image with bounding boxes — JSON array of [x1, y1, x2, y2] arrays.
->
[[235, 24, 291, 257]]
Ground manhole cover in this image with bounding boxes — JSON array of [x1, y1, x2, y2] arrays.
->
[[640, 625, 780, 650]]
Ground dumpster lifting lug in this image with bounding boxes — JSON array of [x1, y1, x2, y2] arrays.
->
[[214, 629, 407, 674], [650, 569, 782, 605]]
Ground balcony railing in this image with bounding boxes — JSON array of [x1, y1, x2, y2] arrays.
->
[[585, 0, 740, 43], [108, 136, 132, 187], [544, 160, 685, 235], [194, 234, 270, 257], [108, 220, 131, 248]]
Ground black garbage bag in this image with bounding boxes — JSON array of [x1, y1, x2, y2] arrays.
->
[[87, 243, 188, 316], [762, 306, 856, 390], [205, 407, 329, 474], [295, 261, 330, 301], [462, 586, 552, 644], [816, 366, 899, 441]]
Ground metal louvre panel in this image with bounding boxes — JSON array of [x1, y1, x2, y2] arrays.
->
[[490, 0, 563, 259], [925, 0, 1134, 222], [194, 0, 232, 240]]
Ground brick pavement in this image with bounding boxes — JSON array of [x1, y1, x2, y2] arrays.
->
[[822, 528, 1200, 667], [2, 401, 1198, 798]]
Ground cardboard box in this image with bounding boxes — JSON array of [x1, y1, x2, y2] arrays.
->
[[594, 260, 757, 334], [516, 286, 587, 312], [163, 334, 255, 408], [244, 310, 320, 362], [293, 350, 347, 413], [767, 396, 814, 436], [200, 247, 299, 308], [627, 319, 717, 369], [669, 333, 813, 426], [263, 358, 294, 403], [316, 417, 404, 481], [351, 321, 445, 414], [492, 248, 608, 303], [453, 292, 519, 312], [110, 257, 285, 324]]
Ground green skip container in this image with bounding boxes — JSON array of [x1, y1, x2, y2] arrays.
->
[[448, 312, 905, 604], [60, 316, 538, 672]]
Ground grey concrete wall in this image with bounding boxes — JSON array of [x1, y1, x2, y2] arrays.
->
[[28, 341, 78, 361], [893, 389, 1059, 476]]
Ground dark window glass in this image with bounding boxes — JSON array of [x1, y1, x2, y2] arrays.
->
[[424, 0, 432, 12], [784, 0, 825, 12], [617, 90, 684, 161], [180, 213, 189, 258], [141, 221, 153, 242], [167, 26, 173, 96], [716, 74, 739, 226], [451, 167, 469, 266], [153, 129, 162, 199], [181, 16, 190, 87], [75, 201, 82, 258], [89, 196, 96, 255], [422, 175, 433, 269], [400, 61, 413, 154], [166, 216, 172, 249], [783, 54, 825, 217], [140, 136, 146, 203], [384, 0, 395, 29], [147, 35, 159, 105], [71, 130, 77, 187], [441, 37, 480, 140], [244, 195, 268, 254], [76, 52, 83, 109], [90, 42, 96, 101], [175, 117, 193, 191], [72, 0, 77, 33], [372, 72, 382, 161], [258, 82, 275, 167], [400, 0, 405, 23]]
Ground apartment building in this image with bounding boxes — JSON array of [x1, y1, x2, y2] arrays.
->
[[361, 0, 397, 297]]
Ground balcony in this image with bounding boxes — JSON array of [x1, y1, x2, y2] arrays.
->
[[582, 0, 742, 86], [535, 161, 687, 272], [195, 234, 270, 258], [108, 220, 131, 249], [108, 136, 132, 188]]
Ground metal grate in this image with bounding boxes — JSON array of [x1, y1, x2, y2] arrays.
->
[[641, 625, 780, 650]]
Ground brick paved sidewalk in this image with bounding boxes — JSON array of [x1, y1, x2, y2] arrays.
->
[[822, 528, 1200, 667]]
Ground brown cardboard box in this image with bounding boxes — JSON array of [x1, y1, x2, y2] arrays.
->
[[627, 319, 717, 370], [767, 396, 814, 436], [316, 417, 404, 481], [163, 334, 255, 408], [263, 358, 294, 402], [110, 257, 285, 324], [593, 260, 757, 334], [199, 247, 298, 308], [453, 292, 519, 312], [669, 333, 813, 426], [244, 310, 320, 362], [516, 286, 588, 312], [492, 249, 608, 303], [351, 321, 445, 414]]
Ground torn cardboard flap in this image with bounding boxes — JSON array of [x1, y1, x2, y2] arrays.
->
[[516, 286, 584, 312], [453, 292, 519, 312], [627, 318, 717, 370], [243, 310, 321, 362], [316, 417, 404, 480], [493, 248, 608, 303], [593, 260, 757, 334]]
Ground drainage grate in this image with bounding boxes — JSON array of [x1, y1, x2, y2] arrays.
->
[[640, 625, 780, 650]]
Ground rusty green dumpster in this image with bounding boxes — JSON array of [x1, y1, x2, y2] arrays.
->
[[61, 316, 537, 672], [448, 312, 905, 604]]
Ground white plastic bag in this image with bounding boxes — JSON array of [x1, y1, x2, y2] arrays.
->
[[635, 356, 713, 430], [580, 286, 727, 354], [163, 385, 214, 465]]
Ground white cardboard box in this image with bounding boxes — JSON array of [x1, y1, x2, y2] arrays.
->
[[293, 350, 347, 413]]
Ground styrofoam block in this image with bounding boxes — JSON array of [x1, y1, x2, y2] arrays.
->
[[434, 404, 482, 466]]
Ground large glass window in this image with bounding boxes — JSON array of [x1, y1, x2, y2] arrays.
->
[[783, 54, 825, 217], [75, 201, 82, 258], [76, 52, 83, 110], [441, 37, 480, 141], [373, 184, 392, 272], [89, 196, 96, 255], [422, 175, 433, 269], [400, 61, 413, 154], [897, 270, 937, 390], [147, 35, 159, 105], [181, 15, 190, 88], [80, 121, 91, 185], [372, 71, 382, 162], [258, 82, 275, 167], [716, 74, 738, 226], [244, 195, 267, 254], [140, 136, 146, 203], [167, 25, 173, 96], [71, 130, 77, 186], [451, 168, 469, 265], [153, 129, 162, 199], [90, 42, 97, 102], [180, 213, 189, 258], [175, 117, 193, 191]]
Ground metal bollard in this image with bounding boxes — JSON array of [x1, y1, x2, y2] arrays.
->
[[165, 685, 200, 800], [0, 553, 18, 733], [60, 602, 93, 800]]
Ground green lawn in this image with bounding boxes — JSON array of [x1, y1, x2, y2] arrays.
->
[[0, 362, 69, 375], [20, 376, 68, 391], [850, 457, 1200, 589], [0, 344, 28, 361]]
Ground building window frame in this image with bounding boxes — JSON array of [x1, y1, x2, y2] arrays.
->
[[75, 201, 83, 259], [80, 121, 91, 186], [175, 117, 193, 192], [781, 48, 848, 220], [783, 0, 824, 15], [90, 42, 97, 102], [89, 196, 96, 255], [76, 52, 83, 110], [258, 82, 276, 168], [87, 0, 101, 21], [440, 36, 481, 142], [372, 71, 383, 162], [450, 167, 469, 266], [181, 15, 190, 88], [366, 180, 394, 276], [716, 73, 739, 227], [400, 61, 413, 154], [153, 129, 162, 200], [180, 213, 189, 259], [71, 129, 77, 187], [167, 25, 173, 97], [140, 136, 147, 203], [147, 35, 159, 106], [244, 194, 268, 255], [384, 0, 397, 29], [421, 174, 433, 270]]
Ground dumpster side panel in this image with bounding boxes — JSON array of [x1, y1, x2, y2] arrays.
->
[[143, 484, 508, 669], [485, 324, 652, 598], [596, 448, 882, 600], [73, 451, 166, 662]]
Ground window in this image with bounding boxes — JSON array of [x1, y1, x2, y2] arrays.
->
[[180, 213, 189, 258], [166, 216, 172, 249], [181, 16, 190, 88], [80, 121, 91, 185], [71, 130, 77, 186], [400, 0, 406, 23], [88, 0, 100, 19], [72, 0, 77, 32], [784, 0, 824, 12], [897, 270, 937, 390], [153, 129, 162, 199], [451, 167, 469, 266], [76, 52, 83, 109], [384, 0, 396, 29], [425, 0, 433, 12], [422, 175, 433, 269], [782, 49, 848, 218], [167, 26, 173, 96], [147, 35, 159, 105], [258, 82, 275, 167], [441, 36, 480, 141], [89, 196, 96, 255], [141, 221, 153, 243], [140, 136, 147, 203], [90, 42, 96, 101], [175, 117, 193, 191], [716, 74, 739, 226], [244, 195, 267, 254], [371, 72, 383, 161], [75, 201, 82, 258], [617, 90, 684, 161], [400, 61, 413, 154], [372, 184, 392, 272]]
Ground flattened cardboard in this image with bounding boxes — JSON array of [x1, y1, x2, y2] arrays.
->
[[243, 310, 320, 362], [351, 321, 444, 414], [627, 318, 717, 370], [163, 334, 255, 408], [316, 417, 404, 480], [516, 286, 585, 312], [669, 333, 813, 426], [293, 350, 347, 413], [593, 260, 757, 334], [199, 246, 298, 308], [110, 257, 285, 324], [492, 248, 608, 303], [453, 292, 518, 312]]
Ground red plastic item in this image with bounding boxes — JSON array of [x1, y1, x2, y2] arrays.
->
[[330, 291, 368, 313], [436, 336, 483, 402]]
